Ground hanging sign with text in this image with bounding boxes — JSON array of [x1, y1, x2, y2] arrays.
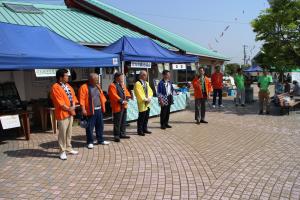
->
[[172, 64, 187, 70], [130, 62, 152, 69]]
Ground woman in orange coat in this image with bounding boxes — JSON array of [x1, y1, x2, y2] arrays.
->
[[79, 73, 110, 149], [192, 67, 212, 125], [108, 72, 131, 142]]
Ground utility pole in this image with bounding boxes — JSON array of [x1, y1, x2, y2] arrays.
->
[[243, 45, 247, 66]]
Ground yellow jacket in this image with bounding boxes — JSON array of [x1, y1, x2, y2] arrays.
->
[[134, 80, 153, 112]]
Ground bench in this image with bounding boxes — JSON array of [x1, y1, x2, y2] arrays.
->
[[277, 93, 300, 115]]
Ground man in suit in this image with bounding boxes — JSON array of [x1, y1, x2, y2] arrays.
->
[[134, 70, 153, 136], [108, 72, 131, 142], [157, 70, 174, 130]]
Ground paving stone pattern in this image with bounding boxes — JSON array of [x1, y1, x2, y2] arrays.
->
[[0, 98, 300, 199]]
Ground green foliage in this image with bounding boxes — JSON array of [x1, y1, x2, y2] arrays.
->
[[225, 63, 242, 76], [252, 0, 300, 71]]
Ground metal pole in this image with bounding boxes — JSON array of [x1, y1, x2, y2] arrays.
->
[[185, 65, 188, 83], [147, 67, 149, 82]]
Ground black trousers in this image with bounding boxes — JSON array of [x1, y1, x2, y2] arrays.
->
[[137, 108, 150, 133], [113, 109, 127, 138], [195, 98, 206, 122], [213, 89, 223, 106], [160, 96, 172, 128]]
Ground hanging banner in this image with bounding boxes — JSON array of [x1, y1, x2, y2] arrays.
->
[[130, 62, 151, 69], [35, 69, 71, 77], [164, 63, 170, 71], [0, 115, 20, 130], [158, 64, 164, 73], [172, 64, 187, 70], [191, 63, 196, 71]]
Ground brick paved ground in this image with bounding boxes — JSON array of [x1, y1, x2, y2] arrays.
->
[[0, 97, 300, 199]]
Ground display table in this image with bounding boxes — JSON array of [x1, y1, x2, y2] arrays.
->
[[127, 92, 190, 121]]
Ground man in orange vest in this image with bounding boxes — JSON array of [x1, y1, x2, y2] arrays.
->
[[79, 73, 110, 149], [192, 67, 212, 125], [211, 66, 224, 108], [50, 69, 79, 160], [108, 72, 131, 142]]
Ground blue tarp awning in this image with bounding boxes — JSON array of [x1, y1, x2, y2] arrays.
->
[[102, 36, 198, 63], [0, 22, 119, 70], [243, 66, 263, 72]]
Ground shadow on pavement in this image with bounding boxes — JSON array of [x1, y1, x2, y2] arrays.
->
[[3, 149, 57, 158], [188, 99, 283, 116]]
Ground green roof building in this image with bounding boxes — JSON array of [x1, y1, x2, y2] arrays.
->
[[0, 0, 228, 64]]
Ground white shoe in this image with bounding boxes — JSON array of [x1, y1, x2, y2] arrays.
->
[[100, 141, 110, 145], [59, 152, 67, 160], [68, 150, 78, 155], [219, 104, 224, 108], [212, 105, 216, 108], [93, 140, 97, 144], [87, 144, 94, 149]]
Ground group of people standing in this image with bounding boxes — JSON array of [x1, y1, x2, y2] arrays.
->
[[50, 69, 175, 160], [50, 66, 282, 160]]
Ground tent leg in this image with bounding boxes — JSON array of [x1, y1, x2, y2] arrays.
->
[[147, 68, 149, 82]]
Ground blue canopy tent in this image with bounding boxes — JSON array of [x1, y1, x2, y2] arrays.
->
[[0, 22, 119, 70], [243, 66, 263, 73], [102, 36, 198, 63]]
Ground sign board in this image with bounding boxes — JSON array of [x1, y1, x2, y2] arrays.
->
[[131, 62, 151, 69], [113, 58, 119, 65], [35, 69, 70, 77], [0, 115, 21, 130], [172, 64, 187, 70]]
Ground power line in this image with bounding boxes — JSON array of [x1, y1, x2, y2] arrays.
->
[[128, 11, 250, 25]]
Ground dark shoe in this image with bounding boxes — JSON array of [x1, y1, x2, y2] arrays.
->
[[160, 126, 166, 130], [200, 120, 208, 124], [259, 111, 263, 115], [143, 130, 152, 134], [138, 132, 145, 136], [166, 125, 172, 128], [241, 104, 246, 107], [114, 137, 120, 142], [266, 111, 270, 115], [196, 121, 200, 125], [120, 135, 131, 139]]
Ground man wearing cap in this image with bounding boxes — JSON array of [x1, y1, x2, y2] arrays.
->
[[79, 73, 110, 149], [50, 69, 79, 160], [108, 72, 131, 142], [134, 70, 153, 136]]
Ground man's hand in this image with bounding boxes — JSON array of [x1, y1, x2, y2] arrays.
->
[[122, 100, 128, 105], [82, 109, 87, 116]]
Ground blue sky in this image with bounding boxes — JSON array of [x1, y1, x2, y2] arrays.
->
[[5, 0, 269, 63]]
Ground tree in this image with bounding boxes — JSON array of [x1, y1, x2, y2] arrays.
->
[[224, 63, 240, 76], [224, 63, 249, 76], [252, 0, 300, 71]]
